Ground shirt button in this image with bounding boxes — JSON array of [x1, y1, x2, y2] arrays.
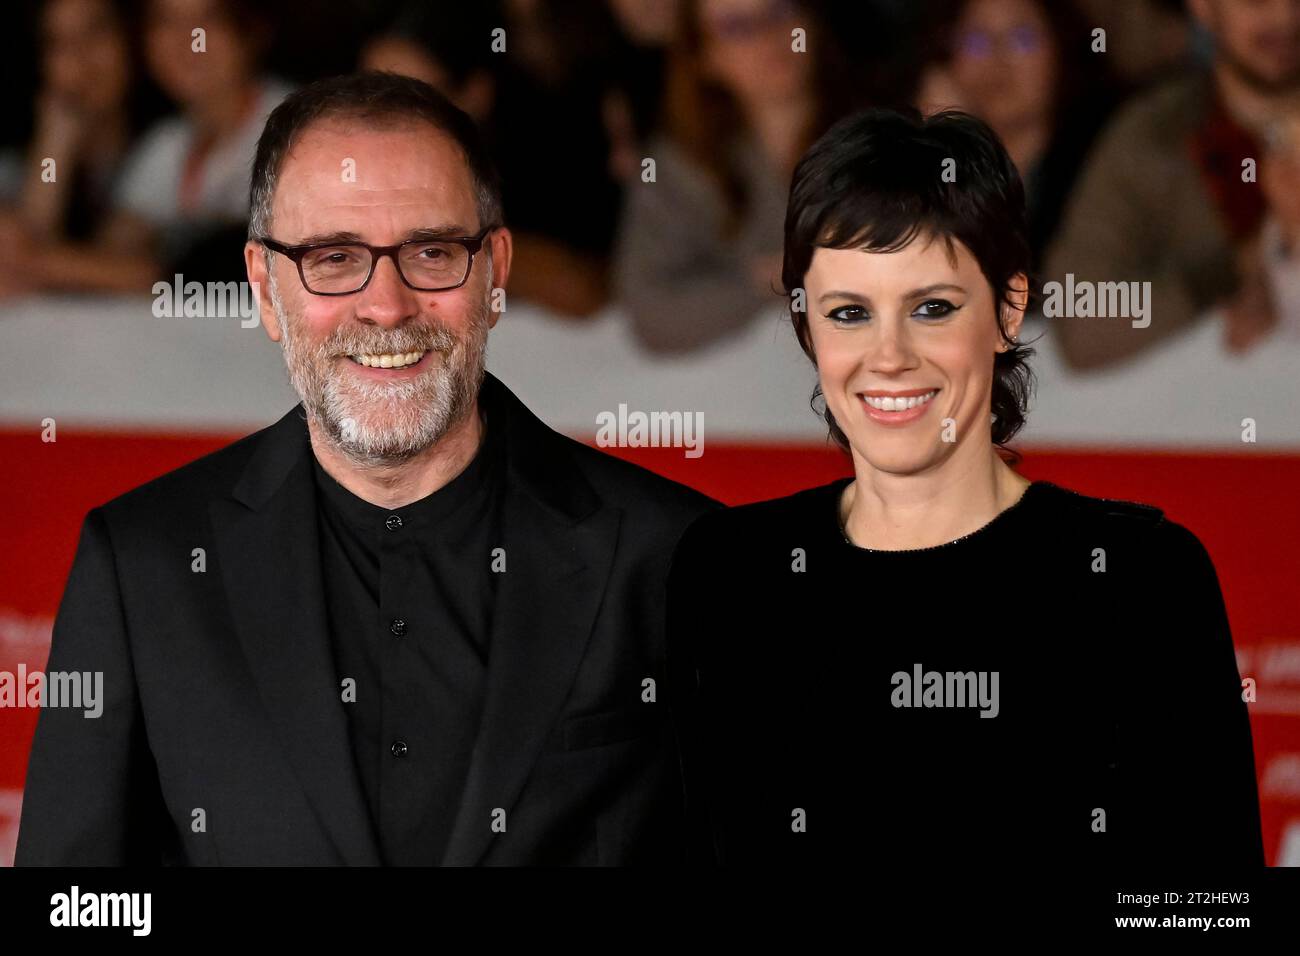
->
[[391, 740, 408, 758], [385, 514, 403, 531], [390, 619, 407, 637]]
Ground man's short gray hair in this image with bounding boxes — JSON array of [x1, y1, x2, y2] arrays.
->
[[248, 71, 504, 243]]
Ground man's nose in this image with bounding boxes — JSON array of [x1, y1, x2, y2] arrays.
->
[[354, 253, 420, 327]]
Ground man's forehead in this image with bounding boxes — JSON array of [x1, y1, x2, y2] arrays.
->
[[272, 120, 477, 238]]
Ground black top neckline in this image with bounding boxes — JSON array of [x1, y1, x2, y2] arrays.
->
[[311, 404, 505, 535], [828, 477, 1053, 555]]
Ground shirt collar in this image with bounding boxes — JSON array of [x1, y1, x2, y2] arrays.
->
[[311, 389, 506, 536]]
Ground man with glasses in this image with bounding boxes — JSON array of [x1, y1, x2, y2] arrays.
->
[[17, 72, 718, 867]]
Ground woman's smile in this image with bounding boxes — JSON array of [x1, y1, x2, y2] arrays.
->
[[859, 387, 941, 425]]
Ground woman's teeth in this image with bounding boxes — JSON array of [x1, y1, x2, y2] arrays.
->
[[349, 350, 427, 369], [862, 389, 939, 411]]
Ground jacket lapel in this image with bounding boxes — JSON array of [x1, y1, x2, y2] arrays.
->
[[439, 374, 622, 866], [210, 406, 383, 866], [208, 373, 620, 868]]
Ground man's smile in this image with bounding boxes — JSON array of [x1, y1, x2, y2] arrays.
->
[[341, 348, 436, 378]]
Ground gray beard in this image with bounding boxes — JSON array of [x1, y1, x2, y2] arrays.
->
[[269, 266, 491, 467]]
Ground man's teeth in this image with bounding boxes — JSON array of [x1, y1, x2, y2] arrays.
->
[[862, 389, 939, 411], [349, 350, 427, 368]]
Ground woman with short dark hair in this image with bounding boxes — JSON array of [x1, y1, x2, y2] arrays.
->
[[665, 107, 1264, 870]]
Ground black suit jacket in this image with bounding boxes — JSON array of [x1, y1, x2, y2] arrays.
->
[[16, 372, 718, 865]]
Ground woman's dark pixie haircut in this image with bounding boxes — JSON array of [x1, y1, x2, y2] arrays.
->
[[248, 71, 504, 243], [782, 107, 1036, 460]]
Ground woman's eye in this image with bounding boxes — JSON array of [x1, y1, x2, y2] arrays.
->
[[826, 305, 868, 324], [915, 299, 956, 318]]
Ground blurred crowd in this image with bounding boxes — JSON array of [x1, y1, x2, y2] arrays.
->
[[1, 0, 1299, 370]]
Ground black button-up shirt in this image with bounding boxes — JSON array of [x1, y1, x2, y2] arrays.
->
[[311, 402, 506, 865]]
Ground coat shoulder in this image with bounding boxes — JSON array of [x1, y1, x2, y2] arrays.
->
[[559, 433, 722, 521], [95, 419, 277, 525], [672, 479, 844, 557]]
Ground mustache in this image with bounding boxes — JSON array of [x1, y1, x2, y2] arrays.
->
[[322, 324, 460, 357]]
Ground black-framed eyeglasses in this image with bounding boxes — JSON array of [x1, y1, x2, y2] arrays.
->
[[258, 226, 495, 295]]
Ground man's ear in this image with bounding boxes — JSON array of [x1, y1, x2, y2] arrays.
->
[[245, 240, 281, 342], [486, 226, 513, 328]]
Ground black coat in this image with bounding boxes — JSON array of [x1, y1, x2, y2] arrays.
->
[[16, 372, 718, 866]]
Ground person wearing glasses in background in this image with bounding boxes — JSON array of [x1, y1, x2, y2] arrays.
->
[[665, 107, 1265, 873], [17, 72, 718, 867]]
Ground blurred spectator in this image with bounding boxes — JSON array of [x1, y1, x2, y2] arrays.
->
[[918, 0, 1124, 275], [1072, 0, 1196, 86], [16, 0, 167, 242], [614, 0, 860, 354], [117, 0, 291, 284], [1, 0, 291, 299], [1042, 0, 1300, 370], [605, 0, 681, 156], [487, 0, 634, 318], [359, 2, 499, 122], [824, 0, 952, 108], [915, 62, 972, 116], [1249, 108, 1300, 345], [358, 0, 628, 319], [0, 0, 168, 298]]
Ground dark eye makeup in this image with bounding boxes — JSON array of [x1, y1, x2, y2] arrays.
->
[[824, 299, 961, 324]]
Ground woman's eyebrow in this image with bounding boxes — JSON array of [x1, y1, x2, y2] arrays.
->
[[817, 283, 966, 305], [818, 290, 871, 304], [905, 283, 967, 297]]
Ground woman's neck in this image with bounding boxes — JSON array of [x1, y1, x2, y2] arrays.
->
[[841, 453, 1031, 551]]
